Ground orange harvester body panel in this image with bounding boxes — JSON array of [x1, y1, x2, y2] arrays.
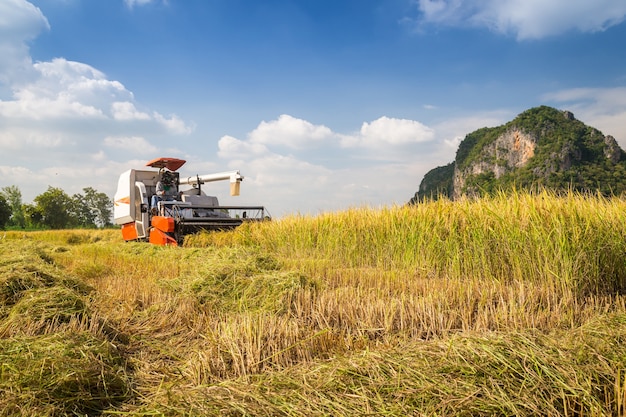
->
[[121, 223, 138, 241], [149, 216, 177, 246], [151, 216, 175, 233], [149, 228, 177, 246]]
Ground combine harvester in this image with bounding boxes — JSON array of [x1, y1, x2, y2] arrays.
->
[[114, 157, 269, 246]]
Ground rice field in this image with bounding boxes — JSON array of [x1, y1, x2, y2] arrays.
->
[[1, 191, 626, 416]]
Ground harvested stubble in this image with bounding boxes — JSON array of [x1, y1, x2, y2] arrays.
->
[[183, 313, 626, 416], [0, 239, 131, 416], [3, 191, 626, 415], [0, 331, 130, 416]]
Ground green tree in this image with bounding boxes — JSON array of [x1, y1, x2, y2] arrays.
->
[[82, 187, 113, 228], [33, 187, 74, 229], [0, 185, 25, 228], [69, 187, 113, 228], [70, 192, 96, 228], [0, 195, 11, 230], [22, 203, 43, 229]]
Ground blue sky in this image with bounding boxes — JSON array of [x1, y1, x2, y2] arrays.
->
[[2, 0, 626, 216]]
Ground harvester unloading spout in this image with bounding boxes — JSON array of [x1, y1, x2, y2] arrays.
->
[[179, 171, 243, 196], [113, 158, 269, 246]]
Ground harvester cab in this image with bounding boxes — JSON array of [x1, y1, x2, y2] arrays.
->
[[113, 157, 268, 246]]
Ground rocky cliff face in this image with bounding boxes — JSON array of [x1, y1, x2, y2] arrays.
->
[[452, 128, 536, 199], [409, 106, 626, 203], [604, 135, 622, 164]]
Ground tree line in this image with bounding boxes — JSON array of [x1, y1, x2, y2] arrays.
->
[[0, 185, 113, 230]]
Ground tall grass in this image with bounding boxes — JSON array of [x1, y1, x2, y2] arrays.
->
[[186, 190, 626, 336], [191, 190, 626, 293], [2, 191, 626, 415]]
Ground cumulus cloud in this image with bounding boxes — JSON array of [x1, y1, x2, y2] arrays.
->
[[0, 0, 194, 203], [218, 135, 269, 159], [358, 116, 434, 146], [248, 114, 334, 148], [0, 5, 193, 128], [0, 128, 67, 151], [0, 53, 193, 165], [339, 116, 434, 150], [416, 0, 626, 39], [104, 136, 159, 155], [246, 154, 331, 188], [0, 1, 193, 126], [111, 102, 151, 121], [212, 114, 448, 215], [0, 57, 191, 136], [225, 114, 436, 158], [0, 0, 48, 38], [152, 111, 194, 135], [0, 0, 48, 89]]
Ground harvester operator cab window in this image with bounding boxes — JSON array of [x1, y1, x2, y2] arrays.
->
[[151, 170, 179, 212]]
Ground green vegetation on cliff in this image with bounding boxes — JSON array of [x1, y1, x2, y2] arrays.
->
[[408, 162, 454, 204]]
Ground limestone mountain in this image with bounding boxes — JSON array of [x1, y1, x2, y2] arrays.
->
[[409, 106, 626, 203]]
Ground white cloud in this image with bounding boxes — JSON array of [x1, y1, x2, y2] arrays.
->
[[1, 58, 130, 120], [0, 165, 46, 200], [218, 135, 269, 159], [356, 116, 435, 147], [0, 0, 196, 204], [1, 160, 113, 204], [111, 101, 151, 121], [416, 0, 626, 39], [543, 87, 626, 111], [0, 53, 194, 164], [104, 136, 159, 155], [248, 114, 335, 148], [153, 111, 194, 134], [0, 0, 48, 89], [0, 1, 194, 133], [417, 0, 464, 25], [228, 151, 441, 216], [338, 116, 435, 153], [212, 114, 450, 215], [0, 128, 67, 150], [0, 0, 49, 38]]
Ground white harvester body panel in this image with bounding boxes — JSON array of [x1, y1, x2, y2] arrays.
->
[[114, 169, 159, 224], [134, 181, 150, 239], [114, 169, 134, 224]]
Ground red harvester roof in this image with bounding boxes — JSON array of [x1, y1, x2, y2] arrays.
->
[[145, 157, 186, 171]]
